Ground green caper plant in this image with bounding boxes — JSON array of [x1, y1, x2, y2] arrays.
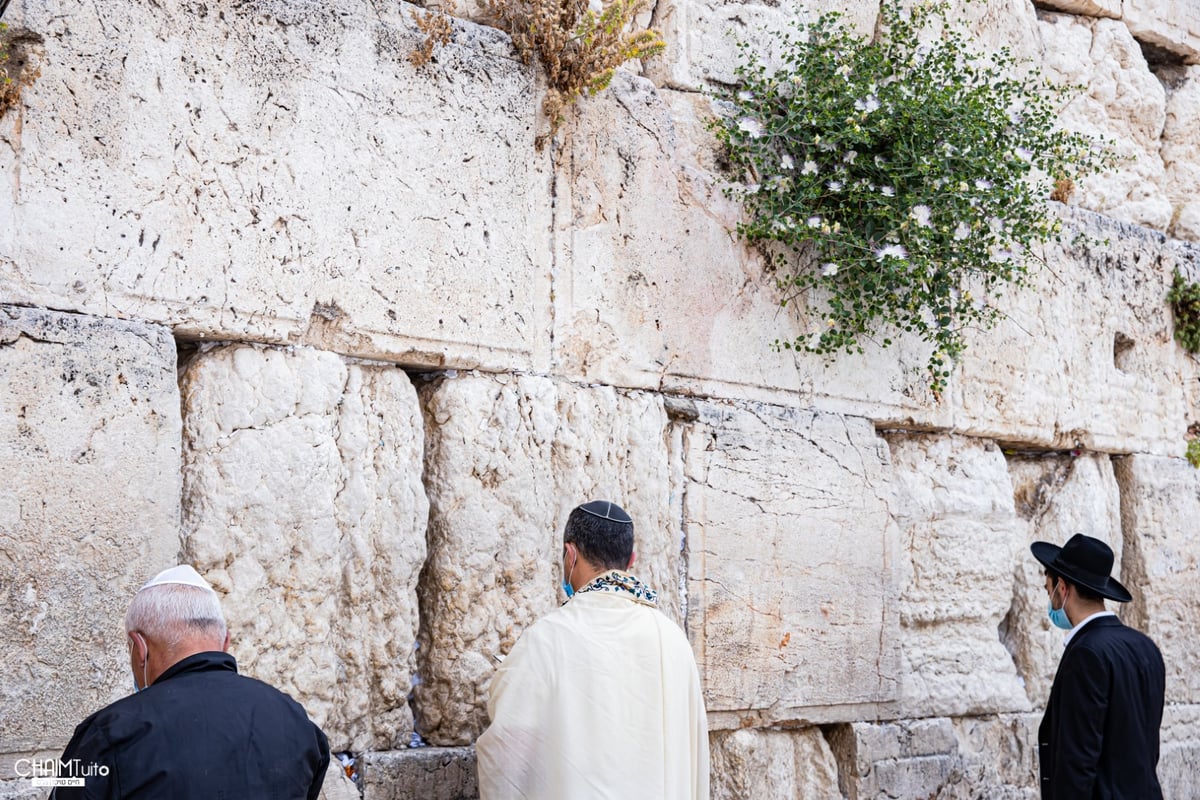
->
[[1167, 271, 1200, 354], [713, 0, 1108, 393]]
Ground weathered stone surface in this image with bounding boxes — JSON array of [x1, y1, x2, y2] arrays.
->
[[1113, 454, 1200, 704], [0, 750, 70, 800], [1038, 12, 1172, 230], [709, 727, 840, 800], [1161, 65, 1200, 242], [1160, 703, 1200, 798], [414, 373, 677, 744], [559, 75, 954, 425], [359, 747, 478, 800], [1036, 0, 1121, 17], [886, 433, 1029, 717], [644, 0, 879, 90], [1003, 453, 1124, 707], [0, 0, 551, 371], [955, 207, 1197, 457], [1124, 0, 1200, 64], [179, 344, 428, 752], [0, 306, 181, 751], [682, 399, 900, 728], [829, 715, 1039, 800]]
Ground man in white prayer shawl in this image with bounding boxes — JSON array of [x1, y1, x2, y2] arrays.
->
[[476, 500, 710, 800]]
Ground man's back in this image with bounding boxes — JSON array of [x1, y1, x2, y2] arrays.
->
[[54, 651, 329, 800], [1039, 616, 1164, 799], [478, 590, 709, 800]]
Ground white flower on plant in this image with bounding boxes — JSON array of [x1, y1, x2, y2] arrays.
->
[[781, 155, 796, 171], [844, 150, 858, 164], [854, 95, 881, 113], [988, 216, 1005, 233], [737, 90, 755, 102], [801, 160, 818, 175], [953, 222, 971, 240], [910, 205, 933, 228], [874, 244, 908, 261], [837, 64, 852, 79], [880, 186, 895, 197], [737, 117, 766, 138], [807, 216, 823, 229], [588, 0, 603, 12], [821, 262, 839, 277], [974, 179, 994, 190], [827, 180, 844, 191]]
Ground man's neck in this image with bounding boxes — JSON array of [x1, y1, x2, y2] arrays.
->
[[1067, 600, 1107, 627]]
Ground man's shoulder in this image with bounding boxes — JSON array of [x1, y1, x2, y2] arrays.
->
[[1071, 616, 1162, 658]]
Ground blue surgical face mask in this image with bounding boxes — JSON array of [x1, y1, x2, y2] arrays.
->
[[1048, 584, 1073, 630]]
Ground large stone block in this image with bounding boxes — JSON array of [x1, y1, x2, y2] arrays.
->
[[709, 727, 840, 800], [644, 0, 879, 90], [0, 306, 181, 752], [0, 0, 551, 370], [1036, 0, 1121, 16], [886, 433, 1029, 717], [1038, 12, 1171, 230], [954, 207, 1197, 457], [828, 715, 1040, 800], [682, 399, 900, 728], [1160, 65, 1200, 242], [1003, 453, 1124, 707], [557, 74, 955, 425], [179, 343, 429, 752], [1123, 0, 1200, 64], [414, 373, 677, 744], [359, 747, 478, 800], [1160, 703, 1200, 798], [1113, 454, 1200, 704]]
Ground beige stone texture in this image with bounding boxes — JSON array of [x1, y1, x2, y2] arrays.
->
[[682, 399, 900, 728], [414, 372, 677, 745], [644, 0, 879, 90], [0, 306, 181, 752], [359, 747, 478, 800], [954, 207, 1195, 457], [0, 0, 551, 371], [1123, 0, 1200, 64], [558, 75, 954, 425], [709, 727, 841, 800], [1038, 13, 1172, 230], [1003, 453, 1124, 707], [828, 715, 1039, 800], [1160, 65, 1200, 242], [179, 344, 428, 753], [885, 433, 1029, 717], [1113, 454, 1200, 704], [1036, 0, 1121, 17], [1160, 703, 1200, 798]]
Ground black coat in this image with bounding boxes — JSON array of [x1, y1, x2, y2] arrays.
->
[[1038, 614, 1165, 799], [51, 651, 329, 800]]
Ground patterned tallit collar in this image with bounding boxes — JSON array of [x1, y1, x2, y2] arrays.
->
[[577, 570, 658, 608]]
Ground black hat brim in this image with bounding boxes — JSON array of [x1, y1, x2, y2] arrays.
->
[[1031, 541, 1133, 603]]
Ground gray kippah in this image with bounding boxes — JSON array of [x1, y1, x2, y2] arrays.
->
[[577, 500, 633, 524]]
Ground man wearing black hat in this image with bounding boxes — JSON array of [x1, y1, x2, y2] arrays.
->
[[1031, 533, 1165, 799], [476, 500, 709, 799]]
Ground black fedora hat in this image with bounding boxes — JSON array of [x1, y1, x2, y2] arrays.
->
[[1031, 533, 1132, 603]]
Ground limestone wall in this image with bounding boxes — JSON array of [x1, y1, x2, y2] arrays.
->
[[3, 0, 1200, 797]]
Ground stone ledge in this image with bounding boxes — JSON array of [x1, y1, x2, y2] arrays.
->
[[359, 748, 477, 800]]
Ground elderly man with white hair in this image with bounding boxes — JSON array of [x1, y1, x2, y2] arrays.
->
[[51, 565, 330, 799]]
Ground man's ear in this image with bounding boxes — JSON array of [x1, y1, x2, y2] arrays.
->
[[130, 631, 148, 664], [627, 550, 637, 570], [221, 631, 231, 653]]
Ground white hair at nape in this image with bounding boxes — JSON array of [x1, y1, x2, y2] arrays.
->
[[124, 584, 227, 650]]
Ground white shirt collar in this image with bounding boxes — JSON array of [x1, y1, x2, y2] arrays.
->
[[1063, 609, 1116, 648]]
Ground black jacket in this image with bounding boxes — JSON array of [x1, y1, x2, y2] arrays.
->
[[1038, 615, 1165, 799], [52, 651, 329, 800]]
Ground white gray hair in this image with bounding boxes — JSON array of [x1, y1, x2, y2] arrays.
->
[[124, 583, 227, 650]]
